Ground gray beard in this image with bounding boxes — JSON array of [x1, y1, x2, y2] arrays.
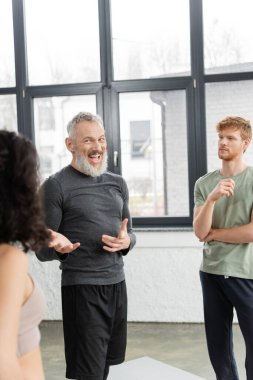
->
[[75, 151, 108, 177]]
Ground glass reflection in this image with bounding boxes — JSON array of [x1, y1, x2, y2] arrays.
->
[[120, 91, 189, 217], [0, 95, 17, 131], [111, 0, 190, 80], [203, 0, 253, 74], [25, 0, 100, 85], [0, 0, 15, 87]]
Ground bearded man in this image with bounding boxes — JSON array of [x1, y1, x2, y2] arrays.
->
[[36, 111, 136, 380]]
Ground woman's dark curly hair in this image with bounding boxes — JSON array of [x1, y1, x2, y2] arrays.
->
[[0, 130, 49, 252]]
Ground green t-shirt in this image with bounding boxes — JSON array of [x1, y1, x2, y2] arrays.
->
[[194, 166, 253, 279]]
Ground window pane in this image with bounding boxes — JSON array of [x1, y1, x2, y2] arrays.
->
[[0, 95, 17, 131], [120, 91, 189, 217], [206, 81, 253, 171], [25, 0, 100, 85], [34, 95, 96, 179], [111, 0, 190, 80], [203, 0, 253, 74], [0, 0, 15, 87]]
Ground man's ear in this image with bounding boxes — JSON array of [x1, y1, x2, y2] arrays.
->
[[243, 137, 251, 153], [65, 137, 75, 153]]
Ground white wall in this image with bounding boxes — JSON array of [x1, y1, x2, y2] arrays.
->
[[29, 230, 204, 322]]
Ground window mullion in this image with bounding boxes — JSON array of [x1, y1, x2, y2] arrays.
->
[[189, 0, 207, 179], [12, 0, 31, 138]]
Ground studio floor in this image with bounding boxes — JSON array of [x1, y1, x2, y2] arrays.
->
[[40, 322, 246, 380]]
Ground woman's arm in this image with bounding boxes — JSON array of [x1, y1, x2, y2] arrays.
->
[[0, 244, 27, 380]]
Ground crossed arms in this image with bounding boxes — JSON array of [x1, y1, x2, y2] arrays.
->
[[193, 178, 253, 244]]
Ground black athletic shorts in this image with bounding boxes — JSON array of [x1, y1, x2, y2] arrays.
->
[[61, 281, 127, 380]]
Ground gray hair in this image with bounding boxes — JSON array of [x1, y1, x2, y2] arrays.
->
[[67, 111, 104, 138]]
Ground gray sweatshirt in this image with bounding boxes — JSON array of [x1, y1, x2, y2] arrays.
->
[[36, 165, 136, 286]]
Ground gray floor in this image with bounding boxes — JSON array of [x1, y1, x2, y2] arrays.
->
[[40, 322, 246, 380]]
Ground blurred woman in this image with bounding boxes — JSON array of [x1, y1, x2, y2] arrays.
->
[[0, 130, 49, 380]]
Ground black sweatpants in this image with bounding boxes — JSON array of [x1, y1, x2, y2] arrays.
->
[[200, 271, 253, 380]]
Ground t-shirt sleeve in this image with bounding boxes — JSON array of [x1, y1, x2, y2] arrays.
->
[[194, 179, 206, 209]]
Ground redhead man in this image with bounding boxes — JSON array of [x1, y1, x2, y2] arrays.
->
[[193, 116, 253, 380]]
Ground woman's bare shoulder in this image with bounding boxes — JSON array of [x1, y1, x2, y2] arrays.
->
[[0, 243, 28, 272]]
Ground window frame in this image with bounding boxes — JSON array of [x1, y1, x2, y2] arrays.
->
[[5, 0, 253, 228]]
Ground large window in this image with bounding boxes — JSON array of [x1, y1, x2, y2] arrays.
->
[[0, 95, 17, 131], [1, 0, 253, 227], [203, 0, 253, 180], [111, 0, 190, 80], [25, 0, 100, 85], [203, 0, 253, 74], [120, 91, 189, 218], [206, 81, 253, 171], [0, 0, 15, 87]]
